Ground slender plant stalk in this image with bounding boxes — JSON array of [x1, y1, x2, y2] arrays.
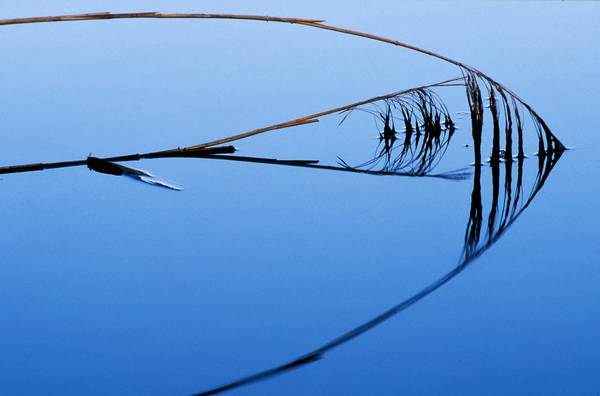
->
[[0, 11, 563, 149], [0, 145, 235, 174], [0, 12, 325, 26], [188, 78, 462, 149], [0, 119, 315, 175], [0, 79, 459, 175], [0, 10, 567, 396]]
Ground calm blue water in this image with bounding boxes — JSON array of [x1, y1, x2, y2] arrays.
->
[[1, 2, 598, 395]]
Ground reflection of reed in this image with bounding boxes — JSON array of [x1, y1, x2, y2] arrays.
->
[[194, 154, 469, 180], [0, 78, 467, 184], [0, 74, 559, 185], [193, 129, 565, 396], [0, 69, 564, 396], [338, 90, 457, 176], [1, 11, 570, 395], [462, 149, 563, 264]]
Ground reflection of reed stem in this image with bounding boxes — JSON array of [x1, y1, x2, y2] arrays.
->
[[0, 80, 459, 176], [195, 143, 565, 396]]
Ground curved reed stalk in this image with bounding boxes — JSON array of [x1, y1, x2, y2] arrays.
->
[[0, 79, 461, 178], [0, 11, 563, 152], [0, 12, 325, 26], [1, 10, 567, 394], [185, 78, 462, 150]]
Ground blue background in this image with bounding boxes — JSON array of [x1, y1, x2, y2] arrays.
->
[[0, 2, 598, 395]]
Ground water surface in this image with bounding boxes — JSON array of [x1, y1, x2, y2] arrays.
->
[[1, 2, 598, 395]]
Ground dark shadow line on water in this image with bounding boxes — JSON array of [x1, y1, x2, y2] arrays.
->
[[192, 136, 564, 396], [198, 154, 471, 180], [0, 78, 468, 185], [0, 150, 470, 182]]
